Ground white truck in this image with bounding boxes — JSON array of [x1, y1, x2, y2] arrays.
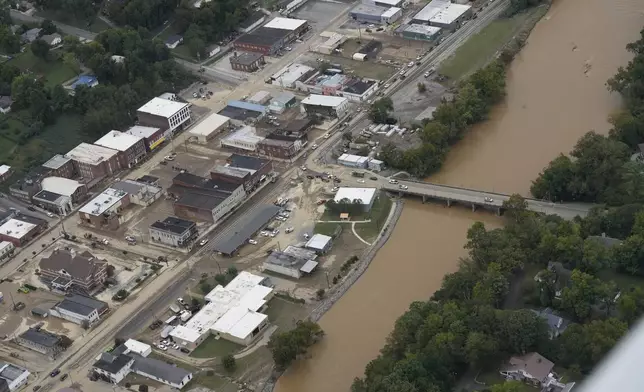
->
[[170, 304, 181, 314]]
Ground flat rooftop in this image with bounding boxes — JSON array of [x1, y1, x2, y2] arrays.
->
[[413, 0, 450, 22], [400, 24, 442, 36], [79, 188, 128, 216], [41, 177, 83, 197], [150, 216, 195, 234], [42, 154, 71, 170], [350, 3, 388, 16], [212, 205, 281, 254], [221, 126, 265, 150], [137, 97, 189, 118], [334, 187, 377, 205], [235, 26, 291, 47], [212, 165, 250, 179], [264, 17, 308, 31], [218, 105, 265, 121], [0, 218, 37, 239], [66, 143, 118, 165], [230, 51, 265, 66], [95, 130, 143, 152], [188, 113, 230, 136], [429, 3, 471, 25], [125, 125, 161, 139], [302, 94, 348, 107]]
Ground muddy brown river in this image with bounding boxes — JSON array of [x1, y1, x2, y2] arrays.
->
[[276, 0, 644, 391]]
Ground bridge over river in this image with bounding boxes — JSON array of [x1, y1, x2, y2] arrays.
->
[[382, 180, 593, 220]]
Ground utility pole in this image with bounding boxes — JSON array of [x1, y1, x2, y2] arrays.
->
[[325, 271, 330, 288]]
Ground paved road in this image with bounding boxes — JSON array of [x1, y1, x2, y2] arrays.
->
[[10, 10, 97, 41], [382, 180, 592, 220]]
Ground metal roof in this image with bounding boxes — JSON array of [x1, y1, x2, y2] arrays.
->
[[212, 205, 281, 254]]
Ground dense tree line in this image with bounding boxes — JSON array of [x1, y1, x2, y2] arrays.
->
[[268, 320, 324, 370], [106, 0, 180, 31], [532, 28, 644, 204], [6, 28, 192, 142], [353, 197, 639, 392], [175, 0, 250, 59], [33, 0, 97, 21], [507, 0, 544, 16], [378, 60, 506, 177]]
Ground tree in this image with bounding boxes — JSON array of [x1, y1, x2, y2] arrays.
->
[[316, 288, 325, 300], [557, 318, 627, 372], [611, 235, 644, 275], [0, 25, 21, 54], [31, 39, 51, 60], [417, 82, 426, 93], [472, 263, 509, 307], [138, 384, 148, 392], [40, 19, 57, 35], [200, 281, 213, 294], [560, 270, 604, 321], [268, 321, 324, 370], [491, 381, 524, 392], [617, 287, 644, 324], [579, 237, 609, 273], [465, 332, 499, 368], [369, 97, 394, 124], [502, 194, 529, 223], [530, 155, 575, 201], [221, 354, 236, 371], [63, 52, 81, 75]]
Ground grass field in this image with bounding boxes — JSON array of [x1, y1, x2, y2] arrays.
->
[[190, 336, 243, 359], [7, 48, 77, 87], [354, 196, 393, 242], [439, 6, 548, 80]]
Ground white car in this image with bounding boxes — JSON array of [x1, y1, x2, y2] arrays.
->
[[398, 184, 408, 190], [284, 46, 292, 51], [199, 239, 209, 246], [301, 166, 307, 171], [311, 144, 318, 150], [285, 227, 294, 233], [101, 238, 109, 245], [303, 233, 310, 239], [260, 231, 270, 237], [384, 83, 391, 88], [357, 179, 366, 183], [324, 133, 331, 139], [248, 239, 258, 245], [272, 229, 280, 235], [332, 187, 339, 192], [164, 155, 175, 161], [407, 61, 414, 68], [388, 179, 399, 184], [484, 197, 494, 203], [46, 212, 55, 218]]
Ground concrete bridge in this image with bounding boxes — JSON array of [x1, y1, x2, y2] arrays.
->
[[382, 180, 593, 220]]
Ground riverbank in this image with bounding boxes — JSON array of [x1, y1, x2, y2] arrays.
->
[[260, 197, 404, 392]]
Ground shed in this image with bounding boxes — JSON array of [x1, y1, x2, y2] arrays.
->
[[305, 234, 333, 253], [31, 308, 49, 317], [249, 91, 272, 105], [124, 339, 152, 357]]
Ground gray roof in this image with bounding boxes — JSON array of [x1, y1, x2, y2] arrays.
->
[[0, 96, 12, 109], [56, 294, 107, 316], [502, 352, 554, 381], [272, 92, 296, 105], [265, 250, 311, 269], [150, 217, 196, 235], [130, 355, 191, 385], [0, 362, 28, 381], [588, 235, 622, 248], [41, 33, 61, 45], [19, 328, 60, 348], [39, 249, 106, 282], [212, 204, 281, 254], [93, 352, 132, 374], [531, 308, 568, 335], [43, 154, 72, 170], [230, 51, 264, 66], [110, 180, 146, 195]]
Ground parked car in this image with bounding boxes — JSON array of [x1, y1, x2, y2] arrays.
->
[[46, 212, 55, 218], [50, 369, 60, 378], [27, 206, 36, 211], [199, 239, 209, 246], [60, 374, 68, 381], [285, 227, 294, 233], [180, 348, 190, 354], [370, 176, 378, 180], [248, 239, 258, 245]]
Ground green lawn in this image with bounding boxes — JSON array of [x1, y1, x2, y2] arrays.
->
[[597, 269, 644, 291], [314, 221, 342, 237], [439, 6, 547, 80], [263, 297, 308, 330], [190, 373, 238, 392], [8, 49, 77, 87], [354, 196, 393, 242], [190, 336, 243, 359]]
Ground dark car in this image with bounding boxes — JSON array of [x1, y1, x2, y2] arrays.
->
[[370, 176, 378, 180], [33, 386, 41, 391], [306, 175, 314, 179], [180, 347, 190, 354], [50, 369, 60, 377], [333, 178, 341, 183], [27, 206, 36, 211], [60, 374, 68, 381]]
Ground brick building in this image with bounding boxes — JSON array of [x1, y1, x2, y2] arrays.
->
[[42, 155, 75, 178], [95, 131, 147, 168], [230, 52, 266, 72], [78, 188, 131, 230], [137, 97, 191, 138], [39, 248, 108, 293], [65, 143, 121, 183]]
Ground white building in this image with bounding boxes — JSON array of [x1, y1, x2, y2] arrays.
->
[[334, 187, 378, 211], [412, 0, 472, 30], [381, 7, 402, 23], [263, 17, 308, 31], [170, 271, 274, 348], [301, 95, 350, 118], [367, 158, 384, 172], [305, 234, 333, 253], [188, 113, 231, 144], [78, 187, 129, 229], [49, 294, 107, 326], [0, 164, 11, 181], [271, 63, 314, 88], [0, 219, 38, 246], [0, 361, 30, 391], [137, 97, 191, 138], [111, 179, 162, 207], [315, 32, 347, 55], [220, 126, 264, 152], [0, 241, 14, 262], [338, 153, 369, 168], [124, 339, 152, 357], [249, 91, 272, 105], [263, 251, 318, 279], [362, 0, 403, 7]]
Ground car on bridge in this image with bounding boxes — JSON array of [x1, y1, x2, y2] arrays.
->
[[399, 185, 408, 190], [388, 179, 399, 184], [484, 197, 494, 203]]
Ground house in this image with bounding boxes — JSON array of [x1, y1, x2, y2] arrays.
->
[[15, 327, 63, 358], [39, 248, 108, 293], [268, 92, 297, 113], [149, 217, 198, 248], [0, 361, 30, 391], [41, 33, 62, 46], [34, 177, 87, 216], [165, 35, 183, 49], [70, 75, 99, 90], [20, 28, 41, 43], [531, 308, 569, 338], [49, 294, 108, 326], [230, 52, 266, 72], [92, 346, 192, 388], [500, 352, 557, 387], [0, 96, 12, 114], [0, 165, 11, 183], [9, 168, 47, 203]]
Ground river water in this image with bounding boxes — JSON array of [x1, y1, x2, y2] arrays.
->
[[275, 0, 644, 391]]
